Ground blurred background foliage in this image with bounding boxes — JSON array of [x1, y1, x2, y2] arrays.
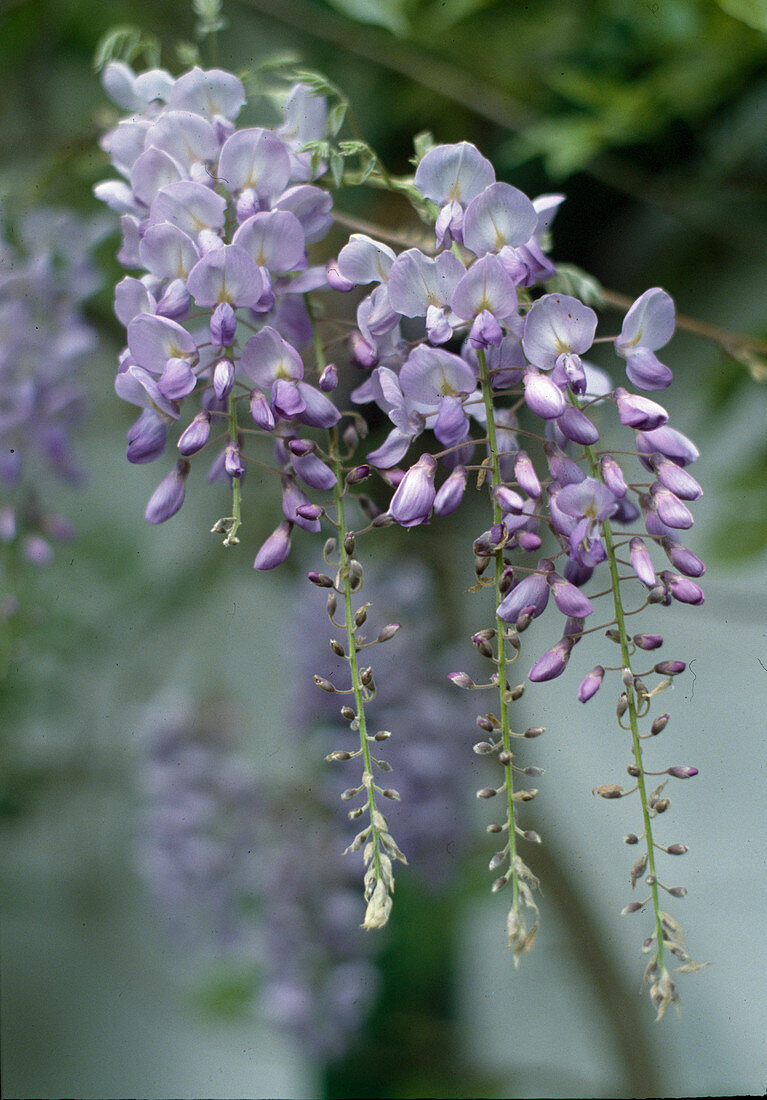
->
[[2, 1, 767, 1097]]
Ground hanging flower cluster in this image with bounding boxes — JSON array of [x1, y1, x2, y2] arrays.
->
[[333, 141, 704, 1008], [0, 206, 102, 574], [97, 60, 705, 1017]]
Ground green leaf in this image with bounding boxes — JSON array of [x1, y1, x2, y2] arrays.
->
[[411, 130, 436, 166], [545, 263, 604, 307], [329, 148, 345, 188], [323, 0, 411, 36], [328, 100, 348, 137], [716, 0, 767, 33]]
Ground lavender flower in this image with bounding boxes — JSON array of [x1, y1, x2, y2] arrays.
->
[[0, 205, 103, 563]]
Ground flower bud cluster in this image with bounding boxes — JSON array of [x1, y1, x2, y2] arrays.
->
[[294, 560, 474, 885]]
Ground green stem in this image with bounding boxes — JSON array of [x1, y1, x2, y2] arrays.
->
[[330, 427, 383, 891], [582, 441, 665, 972], [477, 348, 520, 912], [308, 292, 390, 920]]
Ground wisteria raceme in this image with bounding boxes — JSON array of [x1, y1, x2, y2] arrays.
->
[[96, 56, 707, 1015], [293, 560, 475, 886], [137, 701, 378, 1061], [332, 140, 704, 1004], [0, 206, 103, 572]]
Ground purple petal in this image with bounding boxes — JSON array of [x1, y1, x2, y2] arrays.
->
[[387, 248, 464, 317], [522, 294, 597, 370], [548, 573, 594, 618], [336, 233, 396, 286], [139, 223, 200, 281], [166, 67, 246, 121], [528, 638, 572, 682], [400, 345, 477, 405], [127, 409, 168, 464], [523, 370, 566, 419], [233, 211, 306, 272], [636, 426, 699, 468], [127, 314, 198, 372], [187, 244, 264, 309], [433, 465, 467, 516], [148, 181, 227, 237], [115, 277, 156, 326], [450, 254, 518, 322], [146, 110, 219, 173], [218, 127, 292, 199], [389, 454, 437, 527], [254, 521, 292, 570], [624, 347, 673, 391], [556, 405, 599, 445], [129, 147, 183, 208], [629, 537, 656, 587], [145, 459, 189, 523], [295, 382, 341, 428], [414, 142, 495, 205], [462, 182, 538, 256], [241, 327, 304, 386], [496, 569, 550, 624], [273, 185, 333, 245], [617, 287, 675, 353]]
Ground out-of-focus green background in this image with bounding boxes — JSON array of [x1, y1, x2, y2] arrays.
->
[[2, 1, 767, 1097]]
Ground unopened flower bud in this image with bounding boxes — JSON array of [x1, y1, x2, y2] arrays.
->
[[330, 640, 345, 657], [622, 901, 644, 915], [634, 633, 663, 650], [624, 833, 640, 845], [213, 357, 235, 400], [477, 787, 498, 799], [308, 571, 334, 587], [651, 713, 669, 735], [666, 765, 698, 779], [666, 843, 689, 855], [313, 676, 336, 693], [654, 660, 686, 676], [627, 764, 641, 777], [319, 363, 338, 392], [376, 623, 401, 642], [346, 464, 370, 484], [340, 706, 355, 720], [667, 886, 687, 898], [498, 750, 512, 766], [449, 672, 475, 689], [617, 693, 628, 718], [472, 633, 495, 659], [578, 665, 604, 703], [178, 411, 211, 456], [473, 741, 496, 755], [491, 876, 508, 893], [592, 784, 626, 799], [374, 730, 391, 741], [524, 726, 544, 738]]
